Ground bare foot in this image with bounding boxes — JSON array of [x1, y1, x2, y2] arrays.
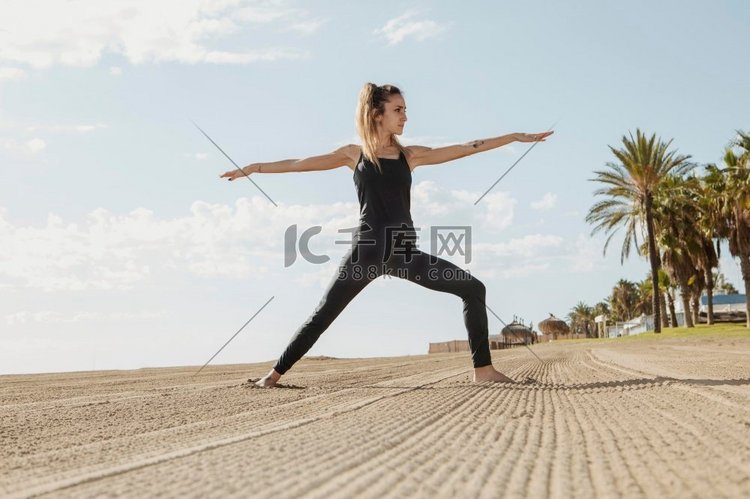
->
[[473, 365, 515, 383], [254, 368, 281, 388]]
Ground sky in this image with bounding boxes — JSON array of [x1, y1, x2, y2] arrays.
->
[[1, 0, 748, 375]]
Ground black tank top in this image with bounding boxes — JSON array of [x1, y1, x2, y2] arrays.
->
[[353, 149, 414, 229]]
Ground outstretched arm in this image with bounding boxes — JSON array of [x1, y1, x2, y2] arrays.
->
[[220, 144, 357, 181], [407, 131, 553, 169]]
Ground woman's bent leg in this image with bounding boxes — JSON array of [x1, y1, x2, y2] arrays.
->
[[272, 249, 378, 374], [391, 249, 492, 368]]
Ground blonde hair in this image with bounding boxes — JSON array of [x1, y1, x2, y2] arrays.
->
[[355, 82, 406, 173]]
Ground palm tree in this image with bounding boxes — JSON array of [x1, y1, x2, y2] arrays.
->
[[693, 237, 718, 325], [635, 254, 671, 328], [636, 278, 654, 316], [652, 269, 670, 328], [688, 269, 706, 326], [568, 302, 595, 338], [653, 174, 722, 327], [693, 168, 723, 324], [653, 175, 702, 328], [587, 129, 694, 333], [661, 246, 697, 327], [659, 269, 679, 326], [609, 279, 639, 323], [706, 131, 750, 327]]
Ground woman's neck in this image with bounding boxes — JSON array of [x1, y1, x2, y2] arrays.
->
[[375, 137, 396, 153], [375, 130, 394, 147]]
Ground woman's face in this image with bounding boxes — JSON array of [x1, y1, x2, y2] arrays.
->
[[376, 95, 407, 136]]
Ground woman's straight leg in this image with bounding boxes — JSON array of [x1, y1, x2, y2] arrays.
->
[[272, 244, 381, 374]]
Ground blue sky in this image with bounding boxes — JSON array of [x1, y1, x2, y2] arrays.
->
[[1, 0, 748, 375]]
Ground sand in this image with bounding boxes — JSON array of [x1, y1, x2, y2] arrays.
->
[[1, 335, 749, 498]]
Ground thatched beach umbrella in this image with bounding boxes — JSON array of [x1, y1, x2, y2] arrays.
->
[[501, 322, 534, 345], [501, 322, 531, 335], [538, 313, 570, 340]]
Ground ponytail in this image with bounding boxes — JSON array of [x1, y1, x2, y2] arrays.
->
[[355, 82, 405, 174]]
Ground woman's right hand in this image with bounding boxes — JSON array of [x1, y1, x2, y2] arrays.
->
[[514, 131, 554, 143], [220, 164, 258, 181]]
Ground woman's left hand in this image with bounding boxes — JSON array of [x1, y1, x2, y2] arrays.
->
[[515, 131, 554, 142]]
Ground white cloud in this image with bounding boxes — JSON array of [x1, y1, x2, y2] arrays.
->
[[294, 261, 340, 289], [412, 182, 517, 233], [0, 67, 28, 81], [501, 144, 519, 154], [0, 198, 360, 292], [374, 10, 448, 46], [24, 123, 109, 133], [0, 181, 518, 294], [462, 260, 550, 280], [25, 137, 46, 154], [184, 152, 209, 160], [449, 189, 515, 230], [477, 234, 563, 258], [109, 66, 122, 76], [1, 137, 46, 157], [233, 3, 298, 23], [412, 181, 515, 231], [481, 192, 516, 230], [5, 309, 169, 326], [285, 19, 325, 35], [0, 0, 313, 70], [412, 181, 451, 216], [496, 263, 550, 279], [530, 192, 557, 211], [569, 233, 606, 272], [1, 123, 106, 161]]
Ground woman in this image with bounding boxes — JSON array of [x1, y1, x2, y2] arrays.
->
[[221, 83, 552, 387]]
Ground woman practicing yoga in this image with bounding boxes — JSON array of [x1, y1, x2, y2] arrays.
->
[[220, 83, 552, 387]]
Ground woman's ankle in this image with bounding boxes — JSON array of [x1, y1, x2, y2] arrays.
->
[[473, 364, 495, 374]]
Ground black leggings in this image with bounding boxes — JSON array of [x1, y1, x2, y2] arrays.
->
[[272, 224, 492, 374]]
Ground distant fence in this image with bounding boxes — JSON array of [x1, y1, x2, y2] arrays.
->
[[551, 333, 588, 340], [429, 339, 511, 354], [429, 340, 470, 354]]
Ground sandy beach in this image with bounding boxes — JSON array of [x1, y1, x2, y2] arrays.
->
[[2, 333, 749, 498]]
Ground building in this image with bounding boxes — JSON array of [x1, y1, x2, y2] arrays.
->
[[699, 294, 747, 314], [605, 314, 655, 337]]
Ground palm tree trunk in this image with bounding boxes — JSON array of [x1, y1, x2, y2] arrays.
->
[[680, 283, 694, 328], [740, 254, 750, 328], [660, 292, 669, 328], [705, 268, 714, 325], [645, 194, 662, 333], [691, 293, 700, 326], [667, 290, 678, 326]]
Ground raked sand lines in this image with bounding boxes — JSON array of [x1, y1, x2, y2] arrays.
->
[[2, 336, 749, 498]]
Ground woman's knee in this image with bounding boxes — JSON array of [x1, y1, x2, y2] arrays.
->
[[470, 277, 486, 298]]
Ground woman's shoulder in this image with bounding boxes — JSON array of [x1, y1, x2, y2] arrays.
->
[[331, 144, 361, 171]]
